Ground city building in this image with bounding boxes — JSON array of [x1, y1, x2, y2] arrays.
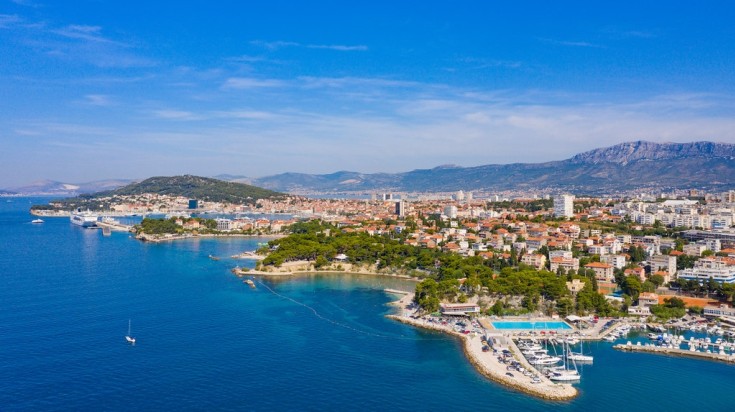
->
[[395, 200, 406, 217], [554, 194, 575, 218], [677, 258, 735, 284], [584, 262, 615, 282]]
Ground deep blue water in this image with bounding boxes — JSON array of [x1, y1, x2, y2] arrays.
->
[[2, 198, 734, 411]]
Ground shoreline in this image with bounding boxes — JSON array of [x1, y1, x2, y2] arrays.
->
[[234, 264, 421, 282], [137, 233, 285, 243]]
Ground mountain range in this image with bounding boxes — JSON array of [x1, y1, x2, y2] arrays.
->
[[6, 141, 735, 196], [248, 141, 735, 194]]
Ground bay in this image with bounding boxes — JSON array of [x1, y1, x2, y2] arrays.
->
[[1, 198, 733, 411]]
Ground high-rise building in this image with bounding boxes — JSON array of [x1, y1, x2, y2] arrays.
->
[[395, 200, 406, 217], [444, 205, 458, 219], [553, 195, 574, 218]]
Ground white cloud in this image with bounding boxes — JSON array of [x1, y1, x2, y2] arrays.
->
[[306, 44, 367, 51], [152, 110, 203, 121], [250, 39, 367, 52], [222, 77, 284, 89], [298, 76, 418, 89], [83, 94, 113, 106], [0, 14, 22, 28], [539, 38, 604, 48], [54, 24, 125, 46]]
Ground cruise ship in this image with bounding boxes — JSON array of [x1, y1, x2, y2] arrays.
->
[[70, 210, 99, 228]]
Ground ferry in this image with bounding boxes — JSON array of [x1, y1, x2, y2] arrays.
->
[[70, 210, 99, 228]]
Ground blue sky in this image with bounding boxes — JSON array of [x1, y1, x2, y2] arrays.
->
[[1, 1, 734, 187]]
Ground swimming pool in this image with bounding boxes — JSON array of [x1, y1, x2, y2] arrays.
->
[[490, 321, 572, 330]]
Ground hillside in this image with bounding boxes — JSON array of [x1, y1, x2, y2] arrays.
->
[[32, 175, 284, 211], [252, 141, 735, 194]]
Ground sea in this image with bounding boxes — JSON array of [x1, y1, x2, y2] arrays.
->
[[1, 197, 734, 411]]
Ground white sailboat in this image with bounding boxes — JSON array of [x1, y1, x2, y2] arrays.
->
[[125, 319, 136, 344], [568, 340, 594, 363], [548, 341, 580, 381]]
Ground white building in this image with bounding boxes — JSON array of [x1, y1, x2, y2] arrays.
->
[[601, 254, 627, 270], [554, 194, 575, 218], [549, 250, 573, 260], [444, 205, 458, 219], [678, 258, 735, 284], [649, 254, 677, 277], [216, 218, 233, 231]]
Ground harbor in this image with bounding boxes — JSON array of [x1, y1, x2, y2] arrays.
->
[[385, 290, 735, 400]]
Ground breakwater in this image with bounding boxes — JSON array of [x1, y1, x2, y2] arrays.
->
[[614, 343, 735, 364]]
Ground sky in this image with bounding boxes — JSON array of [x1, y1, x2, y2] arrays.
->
[[1, 1, 735, 187]]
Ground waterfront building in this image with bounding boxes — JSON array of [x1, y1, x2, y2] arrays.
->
[[553, 194, 574, 218], [439, 303, 480, 316], [215, 218, 232, 231], [703, 304, 735, 318]]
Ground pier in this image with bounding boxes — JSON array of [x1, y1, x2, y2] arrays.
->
[[96, 220, 134, 232], [614, 343, 735, 364]]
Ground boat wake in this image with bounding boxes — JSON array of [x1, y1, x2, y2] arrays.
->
[[255, 280, 442, 341]]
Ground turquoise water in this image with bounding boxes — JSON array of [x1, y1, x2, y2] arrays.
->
[[2, 198, 735, 411], [492, 321, 572, 330]]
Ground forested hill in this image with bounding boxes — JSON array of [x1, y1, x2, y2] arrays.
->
[[106, 175, 284, 203]]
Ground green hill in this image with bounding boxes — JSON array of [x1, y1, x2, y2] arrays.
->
[[108, 175, 283, 203], [32, 175, 285, 211]]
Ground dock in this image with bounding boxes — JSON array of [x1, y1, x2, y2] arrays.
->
[[614, 343, 735, 364], [96, 220, 134, 232]]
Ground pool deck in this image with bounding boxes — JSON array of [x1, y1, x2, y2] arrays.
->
[[487, 320, 573, 330]]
